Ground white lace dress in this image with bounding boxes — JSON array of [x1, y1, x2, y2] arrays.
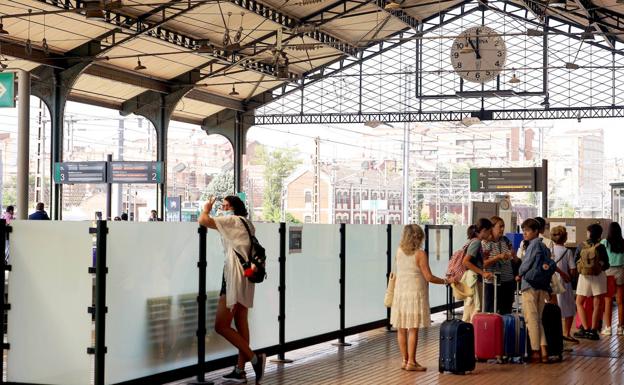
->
[[390, 248, 431, 329]]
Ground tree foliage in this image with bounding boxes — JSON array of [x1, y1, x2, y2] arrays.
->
[[259, 147, 301, 222], [202, 171, 234, 200]]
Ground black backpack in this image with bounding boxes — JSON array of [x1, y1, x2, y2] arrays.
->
[[234, 217, 267, 284]]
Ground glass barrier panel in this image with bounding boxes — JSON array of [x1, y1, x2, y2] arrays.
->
[[105, 222, 209, 384], [426, 228, 451, 309], [246, 223, 280, 349], [285, 224, 340, 342], [345, 225, 387, 327], [452, 225, 469, 252], [7, 221, 93, 385], [390, 225, 404, 272]]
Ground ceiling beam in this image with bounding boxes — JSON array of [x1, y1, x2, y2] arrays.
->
[[572, 0, 615, 49], [185, 89, 246, 111], [230, 0, 359, 57], [33, 0, 299, 80]]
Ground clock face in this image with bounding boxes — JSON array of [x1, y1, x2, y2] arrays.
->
[[450, 26, 507, 84]]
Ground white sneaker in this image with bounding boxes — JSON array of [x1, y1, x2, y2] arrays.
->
[[600, 327, 612, 336], [617, 326, 624, 336]]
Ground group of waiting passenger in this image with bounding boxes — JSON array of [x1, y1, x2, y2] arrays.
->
[[389, 216, 623, 371]]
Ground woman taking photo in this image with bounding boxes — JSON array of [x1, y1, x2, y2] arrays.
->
[[198, 196, 266, 384], [482, 216, 517, 314], [391, 224, 447, 372]]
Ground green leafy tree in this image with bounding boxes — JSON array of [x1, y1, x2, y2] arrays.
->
[[202, 172, 234, 200], [260, 148, 301, 222]]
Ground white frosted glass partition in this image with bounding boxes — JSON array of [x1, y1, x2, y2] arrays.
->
[[345, 225, 387, 327], [285, 224, 340, 341], [390, 225, 404, 272], [452, 225, 469, 251], [426, 228, 451, 309], [7, 221, 93, 385], [106, 223, 212, 384], [246, 223, 280, 349]]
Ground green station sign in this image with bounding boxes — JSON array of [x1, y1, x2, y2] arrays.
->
[[0, 73, 15, 108]]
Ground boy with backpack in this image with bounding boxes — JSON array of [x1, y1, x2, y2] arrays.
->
[[574, 223, 610, 341]]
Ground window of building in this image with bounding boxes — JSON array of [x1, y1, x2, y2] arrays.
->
[[305, 190, 312, 203], [304, 215, 312, 223]]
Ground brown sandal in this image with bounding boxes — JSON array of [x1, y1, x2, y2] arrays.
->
[[405, 363, 427, 372]]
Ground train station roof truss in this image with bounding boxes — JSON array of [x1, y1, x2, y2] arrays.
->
[[1, 0, 624, 125]]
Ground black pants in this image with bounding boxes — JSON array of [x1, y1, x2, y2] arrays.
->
[[483, 280, 515, 314]]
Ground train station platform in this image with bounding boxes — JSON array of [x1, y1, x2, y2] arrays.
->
[[168, 311, 624, 385]]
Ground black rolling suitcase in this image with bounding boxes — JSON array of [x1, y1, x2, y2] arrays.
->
[[542, 302, 564, 361], [439, 285, 476, 374]]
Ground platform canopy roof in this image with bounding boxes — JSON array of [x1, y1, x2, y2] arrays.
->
[[1, 0, 622, 125]]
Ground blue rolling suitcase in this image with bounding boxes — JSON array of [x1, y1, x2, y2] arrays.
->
[[439, 285, 475, 375], [502, 283, 527, 362]]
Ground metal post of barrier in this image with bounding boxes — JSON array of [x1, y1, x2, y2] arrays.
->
[[386, 224, 393, 331], [189, 225, 213, 385], [89, 220, 108, 385], [333, 223, 351, 347], [271, 223, 292, 363], [1, 219, 11, 381]]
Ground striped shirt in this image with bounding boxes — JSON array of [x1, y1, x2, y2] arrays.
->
[[482, 237, 515, 282]]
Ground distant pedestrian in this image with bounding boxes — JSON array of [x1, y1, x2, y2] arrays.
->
[[113, 216, 121, 221], [149, 209, 159, 221], [121, 213, 128, 221], [28, 202, 50, 220], [574, 224, 610, 341], [2, 206, 15, 224]]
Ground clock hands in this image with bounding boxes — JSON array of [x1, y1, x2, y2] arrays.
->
[[467, 38, 481, 60]]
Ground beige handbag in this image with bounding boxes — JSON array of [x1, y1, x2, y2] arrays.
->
[[384, 272, 396, 307]]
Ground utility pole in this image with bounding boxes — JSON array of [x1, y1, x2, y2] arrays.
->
[[116, 119, 124, 217], [313, 137, 321, 223]]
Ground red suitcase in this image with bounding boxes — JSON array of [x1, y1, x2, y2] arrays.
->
[[473, 274, 504, 362]]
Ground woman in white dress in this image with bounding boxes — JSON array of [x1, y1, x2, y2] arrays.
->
[[199, 196, 266, 384], [391, 224, 448, 371], [550, 226, 578, 343]]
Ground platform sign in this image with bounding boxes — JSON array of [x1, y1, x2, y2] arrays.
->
[[54, 162, 107, 184], [0, 73, 15, 108], [108, 161, 163, 183], [470, 167, 540, 192]]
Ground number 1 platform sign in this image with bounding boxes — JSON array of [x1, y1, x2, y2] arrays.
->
[[470, 167, 540, 192]]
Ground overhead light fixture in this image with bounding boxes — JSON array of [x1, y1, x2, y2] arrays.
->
[[42, 38, 49, 56], [292, 24, 317, 34], [229, 85, 240, 96], [581, 27, 595, 40], [196, 40, 214, 55], [565, 62, 580, 70], [0, 19, 8, 35], [384, 0, 402, 11], [526, 28, 545, 37], [509, 73, 521, 84], [461, 116, 480, 126], [549, 0, 566, 8], [134, 58, 146, 71], [364, 120, 383, 128], [540, 96, 550, 107]]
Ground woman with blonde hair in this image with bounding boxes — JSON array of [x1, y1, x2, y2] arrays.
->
[[391, 224, 448, 371]]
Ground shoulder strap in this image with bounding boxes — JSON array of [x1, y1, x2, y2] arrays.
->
[[238, 217, 254, 257]]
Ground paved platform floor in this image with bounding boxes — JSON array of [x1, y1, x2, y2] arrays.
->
[[169, 312, 624, 385]]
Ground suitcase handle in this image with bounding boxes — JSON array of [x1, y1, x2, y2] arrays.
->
[[481, 272, 499, 313]]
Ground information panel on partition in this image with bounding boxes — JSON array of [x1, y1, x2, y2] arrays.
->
[[53, 161, 107, 184], [469, 167, 543, 192]]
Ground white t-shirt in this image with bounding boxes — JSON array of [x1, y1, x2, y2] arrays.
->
[[214, 215, 256, 309]]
